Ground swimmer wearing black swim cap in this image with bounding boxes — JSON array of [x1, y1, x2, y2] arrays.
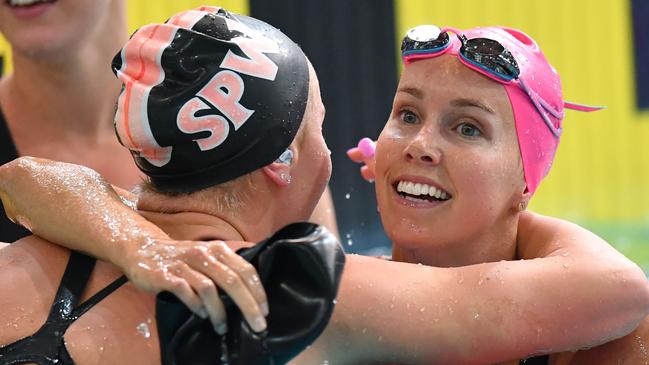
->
[[112, 6, 311, 193]]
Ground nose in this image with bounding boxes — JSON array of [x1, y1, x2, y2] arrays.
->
[[403, 131, 442, 166]]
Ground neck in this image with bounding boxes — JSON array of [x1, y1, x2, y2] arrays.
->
[[139, 210, 246, 242], [392, 213, 520, 267], [136, 183, 281, 243], [0, 2, 127, 140]]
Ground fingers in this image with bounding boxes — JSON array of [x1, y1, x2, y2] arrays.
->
[[185, 245, 268, 333], [176, 267, 228, 334], [346, 147, 365, 163], [211, 242, 269, 315], [348, 138, 377, 183], [156, 270, 205, 318], [361, 166, 375, 182]]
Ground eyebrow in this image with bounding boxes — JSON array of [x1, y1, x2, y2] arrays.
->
[[398, 88, 496, 115], [397, 87, 424, 99], [450, 98, 496, 115]]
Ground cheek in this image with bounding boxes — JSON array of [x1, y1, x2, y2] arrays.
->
[[375, 127, 407, 173], [307, 133, 331, 178], [451, 149, 521, 211]]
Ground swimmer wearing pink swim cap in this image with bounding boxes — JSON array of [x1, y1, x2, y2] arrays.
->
[[350, 25, 603, 195], [399, 25, 602, 195]]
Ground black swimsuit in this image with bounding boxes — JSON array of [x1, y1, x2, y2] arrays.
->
[[0, 251, 127, 365], [520, 355, 550, 364], [0, 107, 30, 243]]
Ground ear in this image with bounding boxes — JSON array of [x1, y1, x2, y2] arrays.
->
[[263, 162, 292, 187], [513, 189, 532, 212]]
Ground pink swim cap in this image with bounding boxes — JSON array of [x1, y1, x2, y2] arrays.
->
[[468, 27, 562, 195], [402, 26, 601, 195]]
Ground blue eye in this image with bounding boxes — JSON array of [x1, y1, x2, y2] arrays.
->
[[400, 110, 419, 124], [456, 122, 482, 137]]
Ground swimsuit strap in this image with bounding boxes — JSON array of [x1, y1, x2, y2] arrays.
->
[[0, 252, 127, 365], [69, 275, 128, 320]]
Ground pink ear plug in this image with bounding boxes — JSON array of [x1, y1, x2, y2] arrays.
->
[[357, 138, 376, 159]]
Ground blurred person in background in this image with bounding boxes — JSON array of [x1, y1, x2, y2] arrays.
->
[[0, 0, 138, 241]]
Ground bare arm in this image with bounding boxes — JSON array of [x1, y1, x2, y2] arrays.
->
[[0, 157, 166, 261], [0, 157, 269, 333], [2, 157, 648, 363], [293, 212, 649, 364]]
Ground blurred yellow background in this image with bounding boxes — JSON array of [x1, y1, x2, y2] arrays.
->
[[1, 0, 647, 264]]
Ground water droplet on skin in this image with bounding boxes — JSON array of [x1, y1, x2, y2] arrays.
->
[[136, 322, 151, 338], [280, 172, 291, 184], [562, 263, 570, 269], [226, 275, 235, 285]]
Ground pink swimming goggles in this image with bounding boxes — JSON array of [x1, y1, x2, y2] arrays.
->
[[401, 25, 603, 194], [402, 25, 601, 138]]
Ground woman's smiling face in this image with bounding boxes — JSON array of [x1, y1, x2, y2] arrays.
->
[[375, 55, 527, 265]]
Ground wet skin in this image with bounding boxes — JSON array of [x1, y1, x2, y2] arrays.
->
[[376, 54, 526, 267]]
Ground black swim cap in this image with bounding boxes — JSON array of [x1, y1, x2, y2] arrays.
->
[[112, 6, 309, 192]]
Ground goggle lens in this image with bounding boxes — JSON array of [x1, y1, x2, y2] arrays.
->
[[401, 25, 450, 55], [460, 37, 520, 80]]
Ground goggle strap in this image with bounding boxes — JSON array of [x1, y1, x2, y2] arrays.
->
[[518, 79, 565, 119], [518, 79, 562, 138], [564, 101, 606, 112]]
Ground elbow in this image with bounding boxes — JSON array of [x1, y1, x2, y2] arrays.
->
[[626, 264, 649, 317], [0, 156, 41, 186], [0, 157, 24, 183], [613, 259, 649, 327]]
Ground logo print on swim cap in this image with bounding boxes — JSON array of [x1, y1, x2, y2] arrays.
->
[[112, 7, 310, 192], [176, 19, 280, 152]]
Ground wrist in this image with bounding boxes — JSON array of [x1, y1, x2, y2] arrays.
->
[[109, 224, 169, 272]]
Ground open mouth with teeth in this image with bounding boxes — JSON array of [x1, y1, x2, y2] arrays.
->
[[395, 180, 452, 203], [6, 0, 56, 8]]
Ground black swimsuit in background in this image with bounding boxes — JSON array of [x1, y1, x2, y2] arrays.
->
[[0, 108, 31, 243], [0, 252, 127, 365]]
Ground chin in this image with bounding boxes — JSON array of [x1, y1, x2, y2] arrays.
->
[[384, 218, 431, 247], [9, 31, 72, 57]]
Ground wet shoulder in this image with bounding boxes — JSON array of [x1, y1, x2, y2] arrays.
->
[[0, 235, 70, 345], [0, 235, 160, 364]]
